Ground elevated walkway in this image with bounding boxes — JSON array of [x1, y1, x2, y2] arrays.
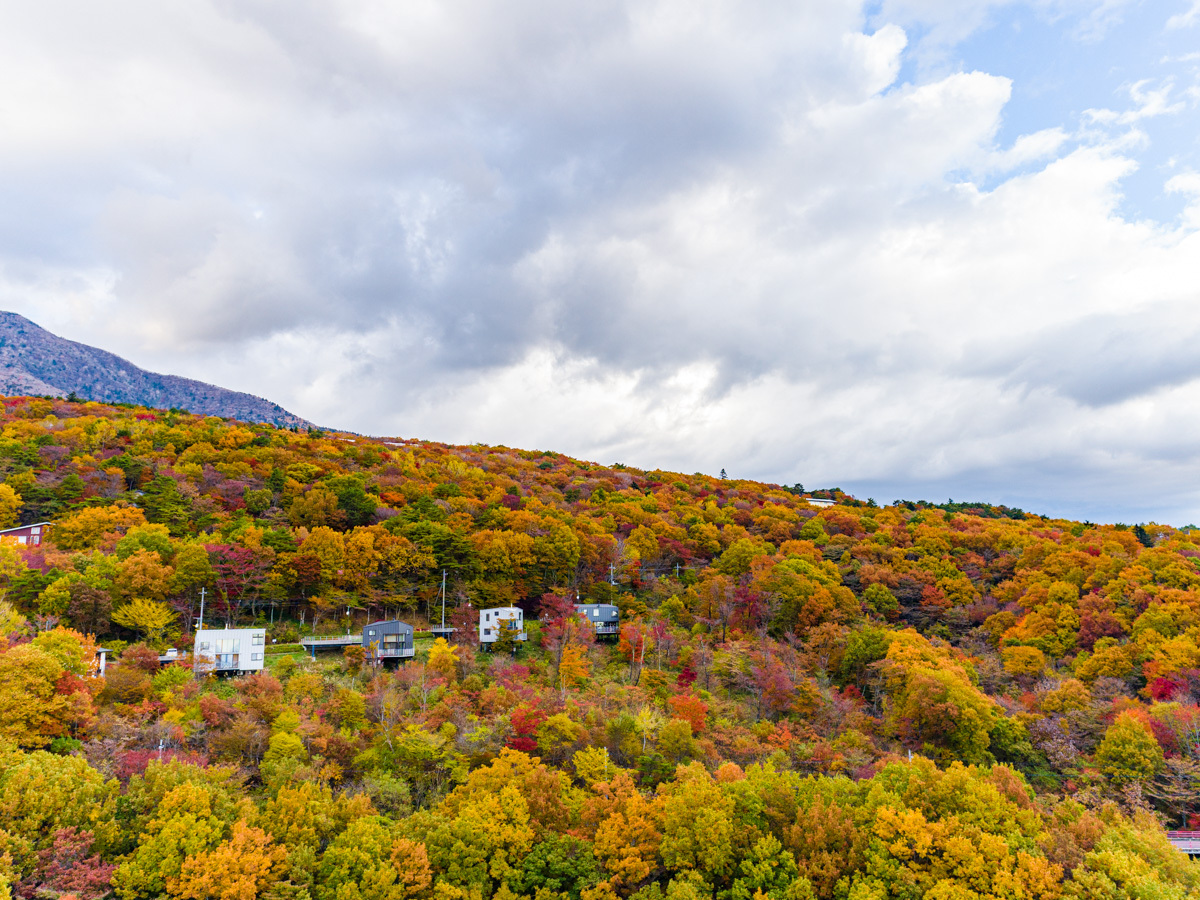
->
[[1167, 832, 1200, 855], [300, 634, 362, 657]]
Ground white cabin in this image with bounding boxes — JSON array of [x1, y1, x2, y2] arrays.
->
[[193, 627, 267, 675], [479, 606, 526, 645]]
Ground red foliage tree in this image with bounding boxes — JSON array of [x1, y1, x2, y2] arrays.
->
[[668, 693, 708, 735], [541, 592, 595, 675], [19, 828, 116, 900], [206, 544, 272, 625], [508, 705, 546, 753]]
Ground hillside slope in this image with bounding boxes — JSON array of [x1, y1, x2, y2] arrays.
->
[[0, 311, 312, 428], [0, 398, 1199, 898]]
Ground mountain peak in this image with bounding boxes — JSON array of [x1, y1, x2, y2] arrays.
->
[[0, 311, 313, 429]]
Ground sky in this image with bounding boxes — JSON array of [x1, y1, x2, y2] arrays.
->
[[2, 0, 1200, 525]]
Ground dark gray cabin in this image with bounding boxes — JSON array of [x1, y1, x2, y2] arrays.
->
[[575, 603, 620, 637], [362, 620, 415, 661]]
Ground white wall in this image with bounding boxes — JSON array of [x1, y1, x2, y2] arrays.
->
[[193, 627, 267, 673]]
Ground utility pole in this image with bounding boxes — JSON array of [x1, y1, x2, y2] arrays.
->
[[197, 587, 206, 631], [440, 570, 447, 630], [609, 564, 616, 586]]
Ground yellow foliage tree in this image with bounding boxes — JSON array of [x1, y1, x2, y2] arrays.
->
[[0, 545, 28, 598], [340, 528, 380, 591], [1094, 711, 1164, 786], [0, 645, 72, 748], [32, 625, 100, 677], [0, 600, 26, 636], [558, 642, 590, 696], [882, 631, 999, 763], [1075, 643, 1133, 684], [0, 484, 21, 530], [859, 805, 1063, 899], [50, 505, 147, 551], [114, 549, 175, 601], [300, 526, 346, 582], [174, 820, 287, 900], [112, 597, 177, 645], [112, 782, 228, 900], [659, 763, 736, 883], [588, 772, 664, 894], [427, 638, 460, 683], [1001, 645, 1046, 678]]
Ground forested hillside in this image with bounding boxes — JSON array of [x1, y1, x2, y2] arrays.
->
[[2, 395, 1199, 900]]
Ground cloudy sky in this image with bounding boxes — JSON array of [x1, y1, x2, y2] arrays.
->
[[2, 0, 1200, 524]]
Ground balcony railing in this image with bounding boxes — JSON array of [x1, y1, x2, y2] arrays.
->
[[372, 648, 416, 659]]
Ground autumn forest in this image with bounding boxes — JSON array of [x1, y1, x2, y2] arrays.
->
[[1, 395, 1198, 900]]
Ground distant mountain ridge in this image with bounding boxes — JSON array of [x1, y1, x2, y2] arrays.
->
[[0, 311, 313, 429]]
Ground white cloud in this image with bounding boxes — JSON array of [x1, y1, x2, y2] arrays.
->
[[981, 128, 1070, 173], [872, 0, 1136, 61], [1167, 171, 1200, 227], [1085, 79, 1187, 125], [2, 0, 1200, 522], [1168, 1, 1200, 29]]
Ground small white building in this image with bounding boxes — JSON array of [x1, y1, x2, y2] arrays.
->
[[193, 627, 267, 675], [479, 606, 526, 647], [803, 497, 836, 507]]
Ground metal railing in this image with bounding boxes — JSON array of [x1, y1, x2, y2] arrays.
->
[[1167, 832, 1200, 855], [371, 648, 416, 659]]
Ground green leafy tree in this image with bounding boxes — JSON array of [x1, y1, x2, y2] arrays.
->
[[111, 782, 231, 900], [0, 751, 118, 857], [142, 475, 193, 535], [515, 833, 602, 900]]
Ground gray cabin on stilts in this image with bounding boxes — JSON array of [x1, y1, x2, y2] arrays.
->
[[362, 620, 415, 662], [574, 603, 620, 638]]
